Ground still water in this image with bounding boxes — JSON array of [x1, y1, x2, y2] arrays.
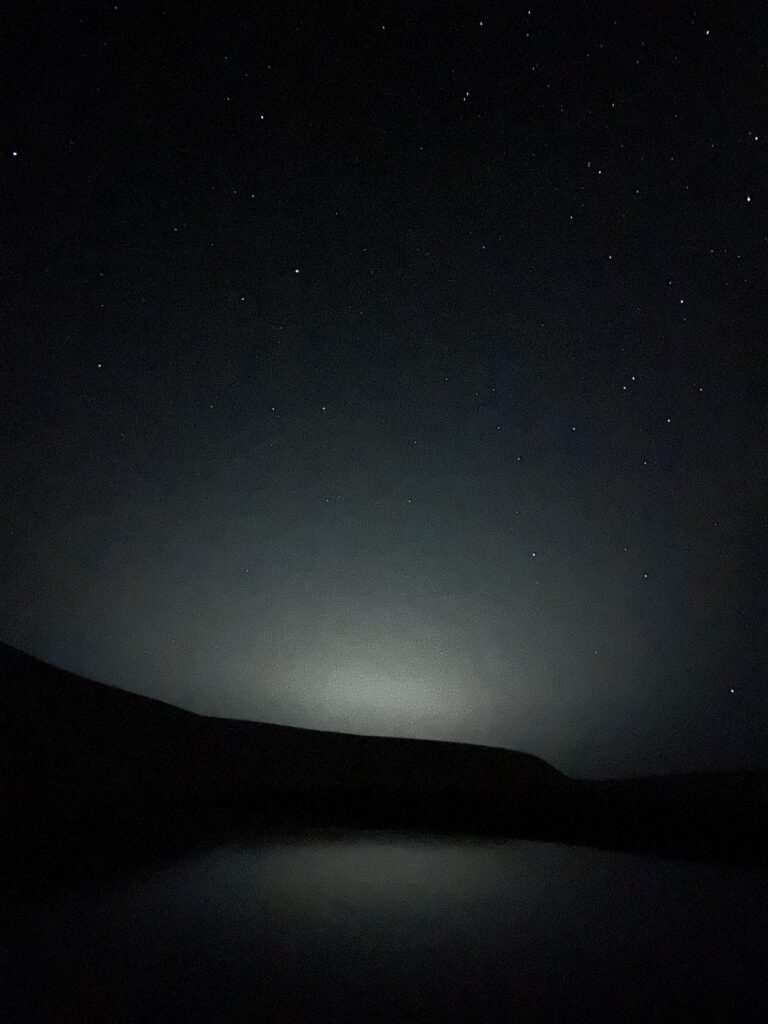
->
[[6, 831, 768, 1022]]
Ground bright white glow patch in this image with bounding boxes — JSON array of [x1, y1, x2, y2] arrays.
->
[[273, 610, 496, 739], [316, 662, 474, 732]]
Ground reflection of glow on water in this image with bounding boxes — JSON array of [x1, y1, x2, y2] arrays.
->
[[248, 837, 514, 912], [16, 836, 768, 1024]]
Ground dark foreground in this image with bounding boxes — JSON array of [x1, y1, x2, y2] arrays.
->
[[2, 640, 768, 896], [7, 833, 768, 1023]]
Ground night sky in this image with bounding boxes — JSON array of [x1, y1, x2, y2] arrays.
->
[[2, 2, 766, 777]]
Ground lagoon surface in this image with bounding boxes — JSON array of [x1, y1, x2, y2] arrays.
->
[[6, 832, 768, 1022]]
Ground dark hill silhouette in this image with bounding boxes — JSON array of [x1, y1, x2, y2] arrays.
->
[[2, 640, 767, 890]]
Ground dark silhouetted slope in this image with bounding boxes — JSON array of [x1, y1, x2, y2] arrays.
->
[[2, 641, 767, 889]]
